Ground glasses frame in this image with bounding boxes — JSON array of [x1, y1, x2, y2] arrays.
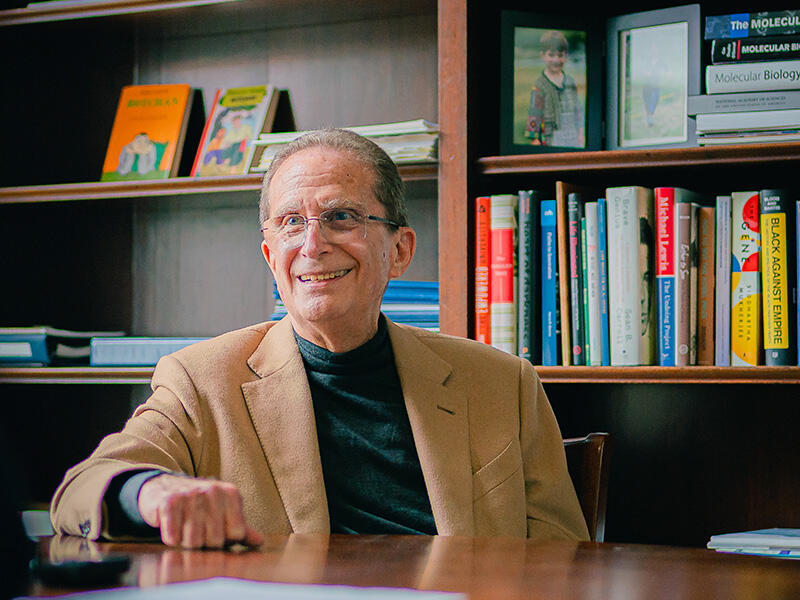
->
[[260, 209, 401, 249]]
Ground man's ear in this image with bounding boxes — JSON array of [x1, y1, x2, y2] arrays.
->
[[261, 239, 274, 272], [388, 227, 416, 279]]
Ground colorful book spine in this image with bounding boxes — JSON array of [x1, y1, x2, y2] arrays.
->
[[490, 194, 517, 354], [715, 195, 732, 366], [731, 191, 762, 366], [567, 193, 586, 365], [697, 206, 716, 366], [597, 197, 611, 366], [688, 203, 700, 365], [581, 216, 590, 362], [541, 199, 559, 366], [475, 196, 491, 345], [676, 201, 694, 365], [606, 186, 656, 366], [705, 11, 800, 40], [760, 189, 797, 365], [655, 187, 677, 366], [585, 202, 602, 366], [555, 183, 572, 366], [517, 190, 540, 363]]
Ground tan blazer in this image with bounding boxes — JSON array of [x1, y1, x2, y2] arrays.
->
[[51, 317, 589, 542]]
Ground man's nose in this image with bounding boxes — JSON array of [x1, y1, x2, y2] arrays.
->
[[300, 218, 330, 254]]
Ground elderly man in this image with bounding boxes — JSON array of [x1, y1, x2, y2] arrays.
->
[[51, 129, 589, 548]]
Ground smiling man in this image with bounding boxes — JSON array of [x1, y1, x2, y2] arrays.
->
[[51, 129, 589, 548]]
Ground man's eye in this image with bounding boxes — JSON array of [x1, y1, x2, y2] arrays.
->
[[328, 210, 357, 222], [282, 215, 305, 227]]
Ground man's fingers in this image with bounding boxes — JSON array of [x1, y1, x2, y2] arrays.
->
[[159, 495, 184, 547], [243, 525, 265, 547], [221, 484, 247, 543]]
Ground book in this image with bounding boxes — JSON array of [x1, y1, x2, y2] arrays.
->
[[584, 201, 602, 366], [605, 186, 656, 366], [0, 326, 124, 366], [688, 202, 700, 365], [711, 35, 800, 64], [688, 91, 800, 115], [797, 200, 800, 365], [100, 84, 201, 182], [760, 189, 797, 365], [697, 130, 800, 145], [248, 119, 438, 173], [517, 190, 540, 363], [90, 337, 206, 366], [705, 11, 800, 40], [567, 192, 586, 365], [191, 85, 293, 177], [655, 187, 705, 366], [541, 199, 560, 366], [489, 194, 517, 354], [708, 528, 800, 556], [715, 195, 732, 366], [555, 182, 572, 366], [475, 196, 491, 345], [697, 206, 716, 365], [597, 197, 611, 366], [695, 108, 800, 132], [731, 191, 763, 366], [705, 60, 800, 94], [580, 216, 590, 362]]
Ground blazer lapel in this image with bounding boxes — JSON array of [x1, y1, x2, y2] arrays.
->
[[388, 321, 474, 536], [241, 317, 329, 533]]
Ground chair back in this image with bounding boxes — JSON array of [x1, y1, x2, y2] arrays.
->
[[563, 432, 612, 542]]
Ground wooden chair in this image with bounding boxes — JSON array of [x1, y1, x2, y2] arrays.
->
[[563, 432, 612, 542]]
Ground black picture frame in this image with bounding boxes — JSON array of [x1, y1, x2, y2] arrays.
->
[[499, 11, 603, 155], [606, 4, 701, 150]]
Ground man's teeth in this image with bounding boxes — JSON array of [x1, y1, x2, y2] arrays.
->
[[299, 269, 349, 282]]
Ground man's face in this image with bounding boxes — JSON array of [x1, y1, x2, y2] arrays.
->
[[260, 146, 415, 348]]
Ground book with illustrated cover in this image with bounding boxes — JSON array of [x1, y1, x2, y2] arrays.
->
[[100, 84, 201, 182], [606, 186, 656, 366], [191, 85, 293, 177], [731, 191, 762, 366], [760, 189, 797, 365]]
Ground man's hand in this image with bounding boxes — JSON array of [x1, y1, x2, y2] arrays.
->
[[138, 474, 264, 549]]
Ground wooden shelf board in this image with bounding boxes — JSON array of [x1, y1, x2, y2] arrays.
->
[[0, 367, 154, 384], [536, 365, 800, 384], [3, 365, 799, 385], [0, 163, 437, 204], [478, 143, 800, 176]]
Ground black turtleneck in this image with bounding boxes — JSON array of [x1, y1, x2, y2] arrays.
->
[[295, 316, 436, 535]]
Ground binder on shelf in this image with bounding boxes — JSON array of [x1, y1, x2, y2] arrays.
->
[[90, 337, 207, 367], [0, 326, 124, 366]]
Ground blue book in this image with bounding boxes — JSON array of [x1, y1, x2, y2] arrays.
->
[[540, 200, 559, 366], [596, 197, 611, 366], [90, 337, 206, 366]]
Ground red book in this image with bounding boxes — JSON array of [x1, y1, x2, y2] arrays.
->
[[489, 194, 518, 354], [475, 196, 491, 345]]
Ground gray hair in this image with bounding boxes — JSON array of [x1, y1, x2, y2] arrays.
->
[[258, 128, 408, 227]]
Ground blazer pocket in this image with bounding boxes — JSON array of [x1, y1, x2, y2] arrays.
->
[[472, 438, 522, 501]]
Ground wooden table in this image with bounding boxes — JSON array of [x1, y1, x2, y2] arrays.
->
[[27, 535, 800, 599]]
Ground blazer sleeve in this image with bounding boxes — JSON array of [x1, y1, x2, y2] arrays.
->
[[518, 359, 590, 541], [49, 355, 205, 540]]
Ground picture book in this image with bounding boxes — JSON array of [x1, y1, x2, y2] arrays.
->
[[191, 85, 292, 177], [100, 84, 198, 182]]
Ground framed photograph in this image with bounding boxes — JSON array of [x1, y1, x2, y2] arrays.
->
[[499, 11, 603, 155], [606, 5, 700, 150]]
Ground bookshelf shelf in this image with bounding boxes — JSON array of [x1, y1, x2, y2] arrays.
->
[[477, 143, 800, 176], [3, 365, 799, 385], [0, 367, 153, 384], [0, 163, 437, 205]]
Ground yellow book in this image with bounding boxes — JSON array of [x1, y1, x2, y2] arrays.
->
[[731, 191, 762, 366]]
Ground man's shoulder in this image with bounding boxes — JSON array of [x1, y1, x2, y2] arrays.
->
[[166, 321, 277, 368]]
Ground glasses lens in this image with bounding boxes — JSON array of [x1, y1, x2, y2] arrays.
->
[[321, 209, 362, 232]]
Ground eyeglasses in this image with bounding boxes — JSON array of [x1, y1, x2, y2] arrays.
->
[[261, 208, 400, 249]]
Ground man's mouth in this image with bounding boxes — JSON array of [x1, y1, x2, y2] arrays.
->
[[298, 269, 351, 282]]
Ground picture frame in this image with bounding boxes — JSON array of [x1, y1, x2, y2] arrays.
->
[[606, 4, 701, 150], [499, 11, 603, 155]]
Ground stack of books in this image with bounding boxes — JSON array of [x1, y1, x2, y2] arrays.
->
[[708, 528, 800, 558], [247, 119, 438, 173], [473, 184, 799, 368], [693, 10, 800, 145], [270, 279, 439, 332], [0, 326, 124, 367]]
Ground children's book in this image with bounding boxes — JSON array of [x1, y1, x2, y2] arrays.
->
[[191, 85, 293, 177], [100, 84, 200, 182]]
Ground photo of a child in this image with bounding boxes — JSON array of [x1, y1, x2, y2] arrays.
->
[[513, 27, 587, 148]]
